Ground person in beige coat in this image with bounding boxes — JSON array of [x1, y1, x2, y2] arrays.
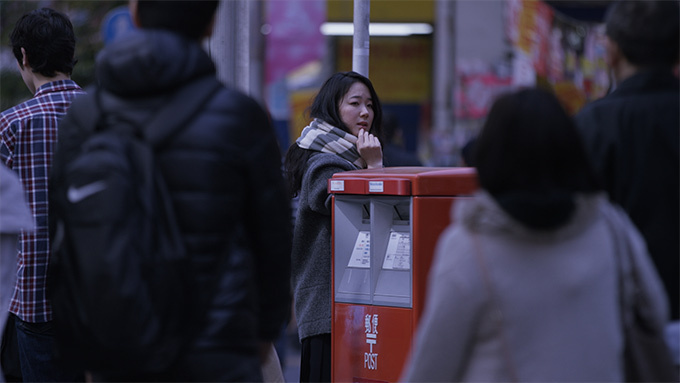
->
[[401, 88, 668, 382]]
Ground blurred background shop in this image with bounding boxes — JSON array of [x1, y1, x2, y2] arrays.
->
[[0, 0, 614, 167], [254, 0, 613, 166]]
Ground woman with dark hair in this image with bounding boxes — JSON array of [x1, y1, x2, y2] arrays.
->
[[401, 88, 668, 381], [284, 71, 383, 382]]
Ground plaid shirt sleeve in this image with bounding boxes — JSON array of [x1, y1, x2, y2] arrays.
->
[[0, 80, 84, 323]]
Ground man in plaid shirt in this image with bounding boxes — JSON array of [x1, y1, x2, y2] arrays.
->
[[0, 8, 85, 382]]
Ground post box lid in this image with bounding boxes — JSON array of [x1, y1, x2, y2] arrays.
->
[[328, 166, 478, 196]]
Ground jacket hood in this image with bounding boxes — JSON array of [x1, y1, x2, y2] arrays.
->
[[455, 190, 605, 241], [96, 29, 215, 97]]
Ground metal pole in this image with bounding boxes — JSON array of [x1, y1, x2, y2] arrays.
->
[[209, 0, 236, 87], [248, 0, 264, 104], [235, 0, 249, 94], [432, 0, 456, 159], [352, 0, 370, 77]]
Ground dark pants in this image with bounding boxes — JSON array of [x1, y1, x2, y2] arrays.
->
[[14, 314, 84, 382], [1, 314, 21, 382], [300, 334, 331, 383]]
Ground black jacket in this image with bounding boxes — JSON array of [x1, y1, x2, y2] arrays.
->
[[575, 69, 679, 319], [56, 30, 292, 380]]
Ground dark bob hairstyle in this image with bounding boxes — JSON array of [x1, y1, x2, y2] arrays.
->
[[473, 87, 601, 229]]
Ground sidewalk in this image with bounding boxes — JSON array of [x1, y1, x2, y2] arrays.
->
[[282, 344, 300, 383], [277, 326, 301, 383]]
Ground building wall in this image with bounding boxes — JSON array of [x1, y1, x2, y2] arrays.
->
[[455, 0, 508, 64]]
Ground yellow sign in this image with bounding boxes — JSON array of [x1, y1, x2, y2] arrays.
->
[[327, 0, 435, 22], [289, 89, 318, 142], [336, 36, 432, 103]]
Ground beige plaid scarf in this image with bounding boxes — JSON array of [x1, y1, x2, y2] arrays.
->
[[296, 118, 366, 169]]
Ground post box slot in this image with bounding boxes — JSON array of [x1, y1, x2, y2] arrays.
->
[[335, 197, 373, 304], [362, 203, 370, 225], [392, 204, 410, 226], [334, 196, 413, 307]]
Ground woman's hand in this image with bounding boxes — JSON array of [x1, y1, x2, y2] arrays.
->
[[357, 129, 383, 169]]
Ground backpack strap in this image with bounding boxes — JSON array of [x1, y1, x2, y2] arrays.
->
[[143, 75, 222, 149]]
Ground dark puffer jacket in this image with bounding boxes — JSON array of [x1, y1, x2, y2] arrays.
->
[[55, 30, 292, 381], [575, 69, 679, 320]]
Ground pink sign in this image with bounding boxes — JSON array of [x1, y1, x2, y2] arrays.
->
[[454, 73, 514, 119], [265, 0, 326, 85]]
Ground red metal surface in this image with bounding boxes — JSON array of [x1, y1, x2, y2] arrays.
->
[[329, 167, 478, 196], [330, 167, 479, 382], [332, 304, 413, 383]]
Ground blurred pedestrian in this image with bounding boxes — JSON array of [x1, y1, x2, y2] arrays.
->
[[50, 1, 291, 381], [460, 136, 477, 167], [0, 164, 34, 383], [401, 88, 668, 382], [0, 7, 84, 382], [382, 112, 421, 167], [574, 0, 679, 361], [284, 71, 383, 382]]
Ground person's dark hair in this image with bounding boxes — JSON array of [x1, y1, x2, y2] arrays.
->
[[10, 8, 77, 77], [136, 0, 219, 40], [284, 71, 383, 197], [605, 0, 679, 68], [460, 137, 477, 167], [474, 87, 601, 230]]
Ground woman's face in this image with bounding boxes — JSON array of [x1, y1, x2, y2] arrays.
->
[[339, 82, 374, 137]]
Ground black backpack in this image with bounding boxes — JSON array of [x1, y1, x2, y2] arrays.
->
[[48, 76, 221, 374]]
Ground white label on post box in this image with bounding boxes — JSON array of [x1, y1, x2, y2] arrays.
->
[[382, 231, 411, 270], [347, 231, 370, 268], [330, 180, 344, 191], [368, 181, 384, 193]]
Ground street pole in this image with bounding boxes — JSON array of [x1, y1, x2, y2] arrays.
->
[[248, 0, 264, 104], [432, 0, 456, 164], [210, 0, 263, 103], [353, 0, 370, 77], [209, 0, 236, 88], [235, 0, 250, 95]]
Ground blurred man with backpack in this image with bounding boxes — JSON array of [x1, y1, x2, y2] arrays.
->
[[0, 8, 85, 382], [49, 1, 292, 381]]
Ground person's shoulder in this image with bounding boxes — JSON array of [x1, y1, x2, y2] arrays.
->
[[576, 94, 617, 117], [211, 85, 263, 113], [37, 80, 84, 97], [0, 98, 39, 127], [0, 103, 22, 124], [596, 195, 633, 228], [574, 94, 621, 134]]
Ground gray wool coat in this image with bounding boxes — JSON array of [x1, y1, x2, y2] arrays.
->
[[291, 152, 358, 341]]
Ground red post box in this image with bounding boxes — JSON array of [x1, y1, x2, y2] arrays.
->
[[329, 167, 478, 382]]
